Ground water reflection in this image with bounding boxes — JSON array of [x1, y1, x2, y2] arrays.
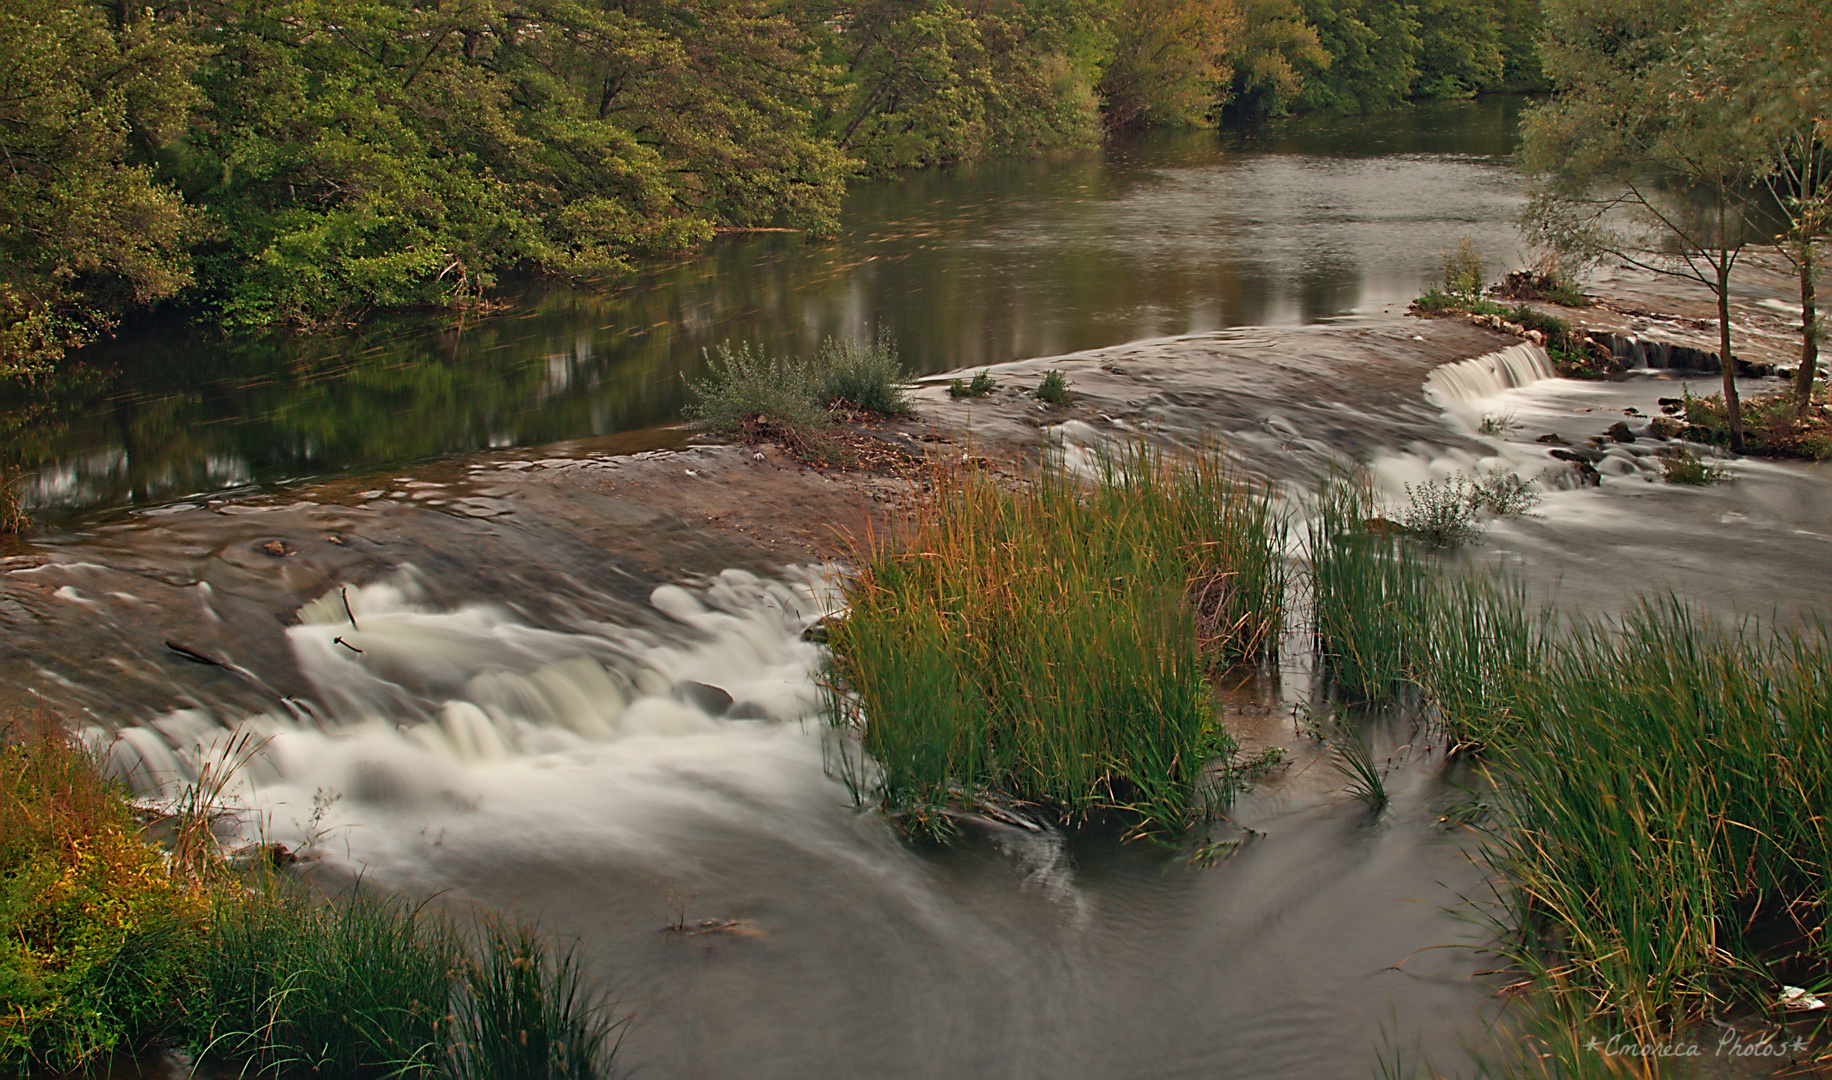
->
[[14, 97, 1529, 522]]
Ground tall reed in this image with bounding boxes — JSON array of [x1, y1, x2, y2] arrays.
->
[[191, 885, 622, 1079], [1306, 475, 1429, 701], [825, 439, 1287, 837], [1303, 475, 1832, 1035], [1481, 601, 1832, 1034]]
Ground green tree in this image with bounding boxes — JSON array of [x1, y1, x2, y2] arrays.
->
[[1408, 0, 1503, 98], [1293, 0, 1419, 112], [1521, 0, 1771, 451], [0, 0, 202, 378], [1098, 0, 1242, 129], [167, 0, 852, 328], [1219, 0, 1328, 121], [827, 0, 1108, 173], [1691, 0, 1829, 415]]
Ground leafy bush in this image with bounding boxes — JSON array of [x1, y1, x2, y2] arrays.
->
[[1035, 370, 1070, 406], [1400, 478, 1485, 547], [1659, 448, 1728, 485], [685, 343, 824, 438], [1440, 238, 1486, 304], [1469, 469, 1543, 516], [687, 334, 915, 454], [1397, 470, 1540, 547], [812, 333, 913, 416], [947, 371, 997, 398], [1477, 411, 1518, 436], [0, 721, 204, 1074]]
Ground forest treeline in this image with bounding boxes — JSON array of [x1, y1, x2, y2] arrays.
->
[[0, 0, 1544, 371]]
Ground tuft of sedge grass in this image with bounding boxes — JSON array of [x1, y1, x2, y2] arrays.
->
[[191, 885, 625, 1080], [451, 916, 627, 1080], [0, 712, 207, 1074], [1474, 601, 1832, 1039], [1306, 475, 1431, 701], [823, 438, 1288, 838], [189, 885, 459, 1078], [1303, 481, 1832, 1038]]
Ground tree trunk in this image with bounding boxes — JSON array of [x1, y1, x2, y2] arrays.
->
[[1798, 240, 1819, 418], [1718, 261, 1743, 452]]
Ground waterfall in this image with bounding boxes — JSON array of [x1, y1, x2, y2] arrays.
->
[[1422, 342, 1556, 402]]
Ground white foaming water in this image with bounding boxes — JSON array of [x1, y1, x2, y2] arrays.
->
[[1422, 341, 1556, 403], [94, 565, 856, 873]]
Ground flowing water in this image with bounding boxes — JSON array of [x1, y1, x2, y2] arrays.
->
[[6, 96, 1832, 1078]]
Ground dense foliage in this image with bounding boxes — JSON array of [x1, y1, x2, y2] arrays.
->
[[0, 724, 204, 1072], [1, 0, 1546, 371]]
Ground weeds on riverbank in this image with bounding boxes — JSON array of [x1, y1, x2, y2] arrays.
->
[[824, 440, 1287, 837], [1, 713, 623, 1077], [685, 333, 913, 458], [1658, 447, 1728, 485], [1676, 387, 1832, 460], [1, 716, 205, 1074]]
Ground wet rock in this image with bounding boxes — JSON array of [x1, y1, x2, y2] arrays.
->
[[727, 701, 773, 721], [1648, 416, 1688, 440], [1606, 420, 1636, 443], [1536, 433, 1569, 445], [261, 540, 293, 557], [677, 680, 733, 716], [801, 614, 843, 643], [1658, 397, 1686, 414], [1568, 459, 1602, 486], [1549, 447, 1604, 464]]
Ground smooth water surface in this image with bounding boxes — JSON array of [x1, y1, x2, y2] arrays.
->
[[22, 98, 1529, 523]]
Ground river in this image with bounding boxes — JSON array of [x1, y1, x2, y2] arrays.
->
[[5, 96, 1829, 1079]]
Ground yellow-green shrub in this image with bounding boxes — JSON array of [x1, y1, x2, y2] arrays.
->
[[1, 727, 204, 1073]]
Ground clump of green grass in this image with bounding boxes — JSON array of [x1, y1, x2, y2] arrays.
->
[[1035, 370, 1070, 406], [823, 439, 1288, 838], [191, 886, 622, 1079], [946, 370, 997, 398], [1, 715, 206, 1075], [1327, 724, 1388, 811], [1307, 477, 1431, 701], [1309, 516, 1832, 1038], [1479, 601, 1832, 1036], [190, 886, 457, 1077], [451, 917, 625, 1080]]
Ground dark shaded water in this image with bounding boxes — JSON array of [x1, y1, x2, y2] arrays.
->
[[19, 97, 1529, 525]]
